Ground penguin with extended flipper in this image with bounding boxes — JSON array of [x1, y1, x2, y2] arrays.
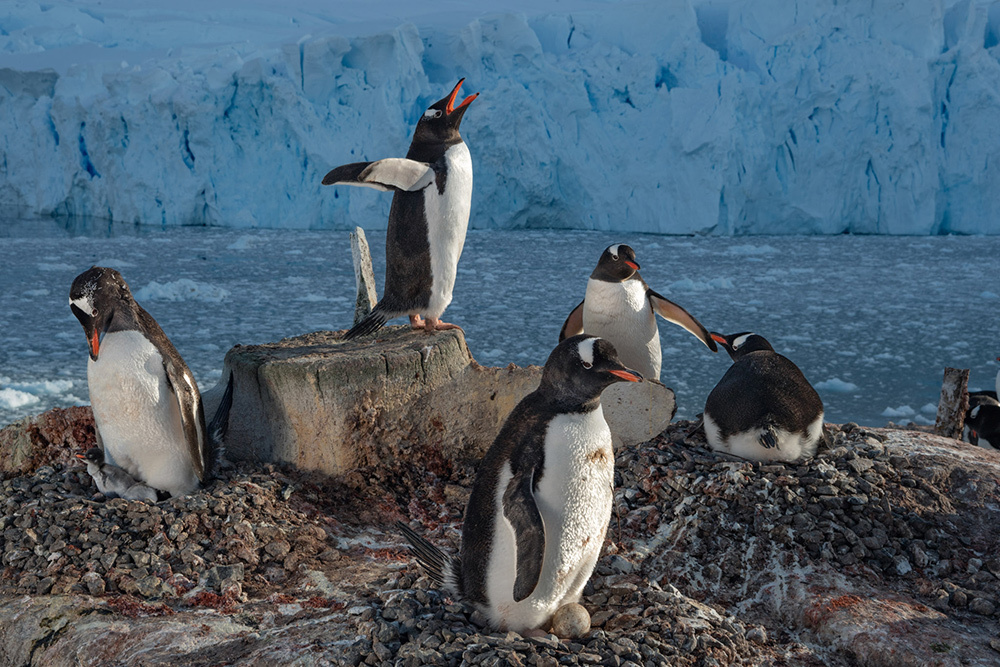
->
[[69, 267, 233, 498], [559, 244, 717, 381], [323, 79, 478, 339], [704, 332, 827, 462], [398, 335, 642, 634]]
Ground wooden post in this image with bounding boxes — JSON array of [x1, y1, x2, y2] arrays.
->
[[350, 227, 378, 326], [935, 367, 969, 439]]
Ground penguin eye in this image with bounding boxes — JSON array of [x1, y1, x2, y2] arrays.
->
[[424, 109, 443, 119], [92, 309, 98, 317], [611, 254, 619, 261], [582, 361, 593, 369]]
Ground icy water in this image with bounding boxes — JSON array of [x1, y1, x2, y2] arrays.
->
[[1, 219, 997, 428]]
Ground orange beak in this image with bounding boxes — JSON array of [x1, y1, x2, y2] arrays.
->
[[89, 329, 100, 360], [625, 260, 640, 270], [75, 453, 86, 460], [711, 333, 727, 345], [609, 369, 642, 382], [445, 78, 479, 115]]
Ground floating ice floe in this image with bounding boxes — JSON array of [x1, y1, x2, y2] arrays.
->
[[135, 279, 230, 303]]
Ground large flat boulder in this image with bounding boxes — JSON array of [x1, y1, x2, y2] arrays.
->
[[209, 327, 542, 476]]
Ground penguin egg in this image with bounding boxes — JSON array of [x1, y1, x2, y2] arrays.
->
[[551, 603, 591, 639]]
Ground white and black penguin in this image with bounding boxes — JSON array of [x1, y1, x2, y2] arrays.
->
[[559, 244, 717, 381], [966, 391, 1000, 449], [77, 448, 159, 502], [323, 79, 479, 339], [399, 335, 642, 634], [69, 267, 232, 498], [704, 332, 827, 462]]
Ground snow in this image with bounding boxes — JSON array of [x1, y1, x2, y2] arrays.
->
[[881, 405, 916, 418], [0, 388, 40, 411], [1, 0, 999, 234], [2, 221, 998, 429]]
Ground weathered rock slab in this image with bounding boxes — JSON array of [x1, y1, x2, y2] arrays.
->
[[212, 326, 543, 475]]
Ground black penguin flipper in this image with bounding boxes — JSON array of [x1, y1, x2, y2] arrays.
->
[[162, 357, 211, 483], [207, 372, 234, 465], [558, 300, 585, 342], [647, 288, 718, 352], [396, 521, 459, 594], [323, 158, 434, 193], [502, 467, 545, 602], [322, 161, 372, 186], [343, 306, 390, 340]]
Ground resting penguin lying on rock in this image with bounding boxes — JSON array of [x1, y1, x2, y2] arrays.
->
[[399, 335, 642, 636], [77, 448, 159, 502], [965, 392, 1000, 449], [69, 266, 233, 499], [704, 332, 827, 462]]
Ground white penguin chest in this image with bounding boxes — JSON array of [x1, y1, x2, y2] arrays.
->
[[424, 142, 473, 317], [582, 279, 660, 379], [534, 408, 615, 553], [87, 331, 188, 476]]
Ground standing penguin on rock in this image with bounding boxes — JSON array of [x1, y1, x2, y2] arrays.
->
[[559, 244, 717, 381], [398, 335, 642, 635], [704, 332, 827, 462], [323, 79, 478, 339], [69, 266, 232, 499]]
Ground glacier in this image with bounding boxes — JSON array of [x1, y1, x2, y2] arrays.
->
[[1, 0, 999, 234]]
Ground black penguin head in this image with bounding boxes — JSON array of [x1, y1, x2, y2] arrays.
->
[[69, 266, 133, 361], [711, 332, 775, 362], [412, 79, 478, 145], [966, 403, 1000, 443], [76, 447, 105, 465], [591, 244, 640, 282], [541, 335, 642, 407]]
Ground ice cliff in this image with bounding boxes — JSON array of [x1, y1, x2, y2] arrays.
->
[[1, 0, 999, 234]]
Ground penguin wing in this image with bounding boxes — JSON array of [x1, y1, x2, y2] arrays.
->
[[501, 465, 546, 602], [162, 358, 208, 482], [322, 159, 435, 192], [558, 300, 585, 342], [647, 289, 718, 352]]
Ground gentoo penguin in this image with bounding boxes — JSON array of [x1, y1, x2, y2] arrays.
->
[[704, 332, 826, 462], [398, 335, 642, 634], [966, 392, 1000, 449], [77, 448, 159, 502], [559, 244, 717, 381], [323, 79, 478, 339], [69, 266, 231, 498]]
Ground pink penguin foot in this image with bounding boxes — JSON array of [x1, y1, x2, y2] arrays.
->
[[424, 318, 464, 333], [409, 314, 425, 330]]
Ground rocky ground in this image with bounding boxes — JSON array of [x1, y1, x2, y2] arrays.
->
[[1, 408, 999, 666]]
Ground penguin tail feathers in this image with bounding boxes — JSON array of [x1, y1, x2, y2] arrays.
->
[[344, 306, 389, 340], [206, 372, 234, 475], [759, 424, 778, 450], [395, 521, 461, 595]]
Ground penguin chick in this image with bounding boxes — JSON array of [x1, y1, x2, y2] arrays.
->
[[704, 332, 826, 462], [399, 335, 642, 634], [559, 244, 716, 381], [77, 448, 159, 502], [324, 79, 479, 338], [70, 266, 228, 498]]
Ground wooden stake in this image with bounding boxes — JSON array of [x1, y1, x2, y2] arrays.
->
[[350, 227, 378, 326], [935, 367, 969, 439]]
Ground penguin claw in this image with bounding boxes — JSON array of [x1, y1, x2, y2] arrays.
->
[[409, 314, 425, 329], [424, 319, 463, 333]]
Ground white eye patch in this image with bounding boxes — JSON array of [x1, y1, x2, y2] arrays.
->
[[732, 334, 753, 350], [971, 406, 981, 419], [608, 244, 620, 260], [423, 109, 443, 119], [70, 295, 95, 315], [577, 337, 596, 367]]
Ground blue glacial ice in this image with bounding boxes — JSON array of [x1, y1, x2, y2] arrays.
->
[[1, 0, 999, 234]]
